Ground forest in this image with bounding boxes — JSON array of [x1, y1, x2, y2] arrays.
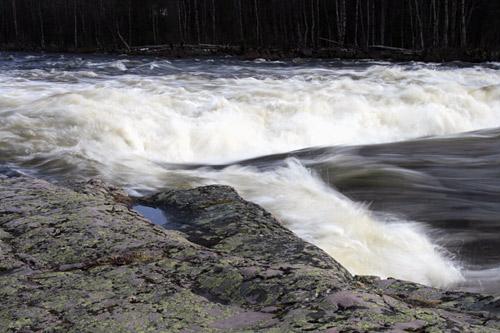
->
[[1, 0, 499, 59]]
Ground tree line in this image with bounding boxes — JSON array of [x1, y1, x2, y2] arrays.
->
[[1, 0, 499, 55]]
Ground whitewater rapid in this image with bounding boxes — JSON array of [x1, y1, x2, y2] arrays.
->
[[1, 54, 500, 288]]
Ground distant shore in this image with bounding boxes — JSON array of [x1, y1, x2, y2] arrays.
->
[[2, 43, 499, 63]]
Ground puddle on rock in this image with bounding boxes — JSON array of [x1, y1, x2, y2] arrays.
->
[[133, 205, 169, 225]]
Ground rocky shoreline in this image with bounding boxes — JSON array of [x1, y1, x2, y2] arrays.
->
[[2, 44, 499, 63], [1, 171, 499, 332]]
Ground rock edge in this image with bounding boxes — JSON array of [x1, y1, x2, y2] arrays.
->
[[1, 173, 499, 332]]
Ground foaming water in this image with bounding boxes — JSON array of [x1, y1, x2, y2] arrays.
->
[[1, 55, 500, 165], [183, 160, 463, 287], [1, 53, 499, 291]]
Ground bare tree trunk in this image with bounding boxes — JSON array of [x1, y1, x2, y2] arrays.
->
[[322, 0, 331, 43], [444, 0, 449, 47], [366, 0, 370, 46], [408, 0, 415, 49], [414, 0, 424, 49], [73, 0, 78, 49], [11, 0, 18, 39], [303, 2, 309, 47], [116, 24, 131, 52], [80, 11, 86, 47], [128, 0, 132, 46], [316, 0, 320, 47], [335, 0, 340, 43], [451, 0, 457, 47], [185, 0, 190, 43], [341, 0, 346, 45], [211, 0, 216, 44], [465, 0, 477, 27], [194, 0, 201, 43], [460, 0, 466, 47], [354, 0, 359, 46], [432, 0, 439, 47], [201, 0, 208, 42], [371, 0, 375, 45], [95, 0, 104, 49], [254, 0, 260, 44], [310, 0, 315, 47], [38, 1, 45, 48], [400, 0, 405, 47], [380, 0, 385, 45], [151, 8, 157, 45], [237, 0, 244, 42], [335, 0, 345, 45], [296, 12, 302, 47], [281, 2, 289, 47], [177, 1, 183, 42]]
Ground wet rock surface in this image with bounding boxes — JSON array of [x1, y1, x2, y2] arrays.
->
[[1, 173, 499, 332]]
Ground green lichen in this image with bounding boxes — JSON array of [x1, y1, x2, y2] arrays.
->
[[0, 176, 498, 333]]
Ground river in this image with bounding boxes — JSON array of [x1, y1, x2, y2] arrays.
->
[[1, 52, 499, 294]]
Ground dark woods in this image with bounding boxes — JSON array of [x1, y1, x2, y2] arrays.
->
[[1, 0, 499, 60]]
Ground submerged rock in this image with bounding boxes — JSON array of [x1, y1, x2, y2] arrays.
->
[[0, 173, 499, 332]]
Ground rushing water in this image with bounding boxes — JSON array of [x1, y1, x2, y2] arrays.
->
[[1, 52, 500, 294]]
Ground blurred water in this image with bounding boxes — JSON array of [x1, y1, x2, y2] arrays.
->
[[1, 52, 500, 293]]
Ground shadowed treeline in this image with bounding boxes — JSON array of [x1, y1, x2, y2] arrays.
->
[[0, 0, 499, 59]]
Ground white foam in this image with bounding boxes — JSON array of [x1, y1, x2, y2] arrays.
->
[[0, 60, 498, 288], [110, 60, 128, 71], [185, 160, 463, 287], [1, 64, 499, 165]]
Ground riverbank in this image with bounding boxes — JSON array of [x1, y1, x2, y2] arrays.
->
[[2, 44, 499, 63], [1, 171, 499, 332]]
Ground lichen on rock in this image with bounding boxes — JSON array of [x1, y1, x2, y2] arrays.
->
[[0, 172, 499, 332]]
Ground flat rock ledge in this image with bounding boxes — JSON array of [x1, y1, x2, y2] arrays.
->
[[1, 173, 499, 333]]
